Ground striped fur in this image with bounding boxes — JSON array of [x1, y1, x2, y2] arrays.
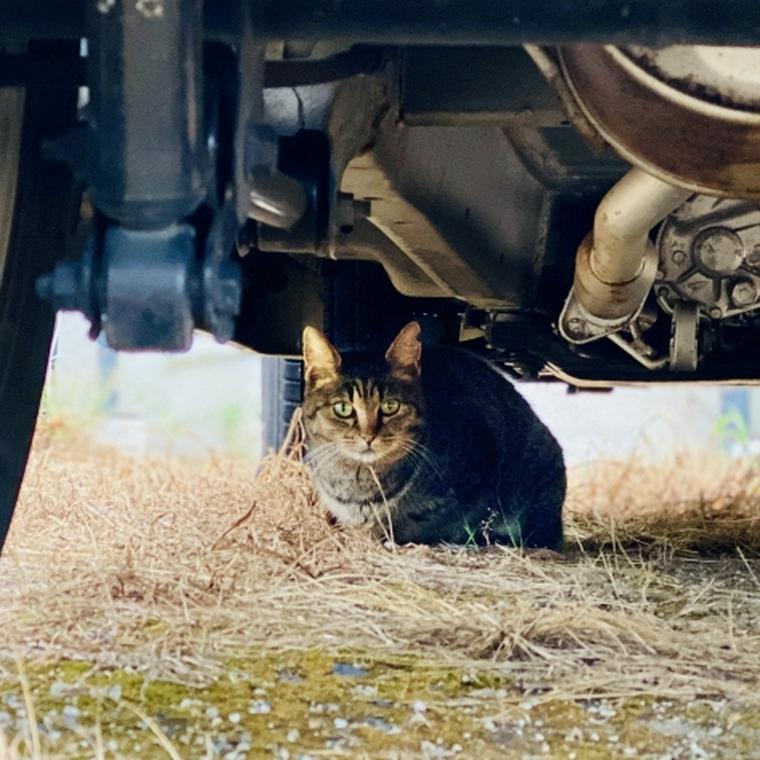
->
[[301, 324, 565, 549]]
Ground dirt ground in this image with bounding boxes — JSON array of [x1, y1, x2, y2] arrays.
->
[[1, 422, 760, 759]]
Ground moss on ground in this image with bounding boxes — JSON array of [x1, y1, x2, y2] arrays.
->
[[1, 649, 757, 759]]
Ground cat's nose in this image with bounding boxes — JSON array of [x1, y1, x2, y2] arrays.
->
[[360, 433, 376, 447]]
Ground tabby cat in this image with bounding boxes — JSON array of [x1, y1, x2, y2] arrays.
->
[[301, 322, 565, 548]]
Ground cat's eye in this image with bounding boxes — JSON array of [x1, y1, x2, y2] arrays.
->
[[332, 400, 354, 418], [381, 398, 401, 416]]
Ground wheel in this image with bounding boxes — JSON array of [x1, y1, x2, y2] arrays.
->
[[261, 357, 303, 452], [0, 58, 79, 552]]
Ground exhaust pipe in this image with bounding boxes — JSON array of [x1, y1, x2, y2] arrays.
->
[[559, 167, 691, 343]]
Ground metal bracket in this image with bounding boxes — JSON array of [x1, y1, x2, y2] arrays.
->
[[37, 207, 241, 351], [35, 0, 243, 352], [244, 125, 307, 229], [669, 300, 700, 372], [558, 290, 633, 344], [101, 226, 197, 352], [203, 200, 243, 343]]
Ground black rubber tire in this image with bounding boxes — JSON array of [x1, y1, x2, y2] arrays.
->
[[261, 357, 303, 452], [0, 65, 79, 552]]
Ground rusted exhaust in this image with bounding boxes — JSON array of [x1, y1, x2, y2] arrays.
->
[[559, 167, 691, 344]]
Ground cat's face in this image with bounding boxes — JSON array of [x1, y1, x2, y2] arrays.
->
[[301, 323, 424, 466]]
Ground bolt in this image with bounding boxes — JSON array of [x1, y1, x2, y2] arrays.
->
[[671, 249, 687, 265], [709, 306, 723, 319], [655, 269, 665, 281], [248, 171, 307, 229], [730, 278, 758, 308], [635, 308, 657, 332], [748, 244, 760, 267], [235, 222, 257, 258], [656, 286, 670, 299], [693, 227, 744, 276], [35, 261, 85, 311], [565, 317, 586, 338]]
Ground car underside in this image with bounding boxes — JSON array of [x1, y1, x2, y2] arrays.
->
[[6, 1, 760, 384]]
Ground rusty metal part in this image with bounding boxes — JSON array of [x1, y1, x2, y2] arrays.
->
[[627, 46, 760, 111], [559, 44, 760, 197], [655, 196, 760, 320], [559, 168, 690, 344]]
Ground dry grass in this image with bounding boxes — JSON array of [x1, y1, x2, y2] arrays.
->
[[1, 416, 760, 712], [0, 728, 19, 760]]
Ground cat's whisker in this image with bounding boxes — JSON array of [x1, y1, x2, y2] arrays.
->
[[304, 441, 339, 463], [304, 451, 330, 472], [305, 443, 344, 478], [309, 452, 342, 478], [389, 438, 443, 479], [411, 444, 445, 479]]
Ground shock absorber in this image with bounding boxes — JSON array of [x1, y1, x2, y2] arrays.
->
[[87, 0, 207, 229], [37, 0, 241, 352]]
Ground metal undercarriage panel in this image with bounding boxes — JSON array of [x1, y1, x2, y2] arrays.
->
[[7, 1, 760, 47], [10, 5, 760, 384], [340, 121, 546, 308]]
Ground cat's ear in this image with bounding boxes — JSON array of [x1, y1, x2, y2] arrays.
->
[[385, 321, 422, 382], [302, 326, 341, 389]]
